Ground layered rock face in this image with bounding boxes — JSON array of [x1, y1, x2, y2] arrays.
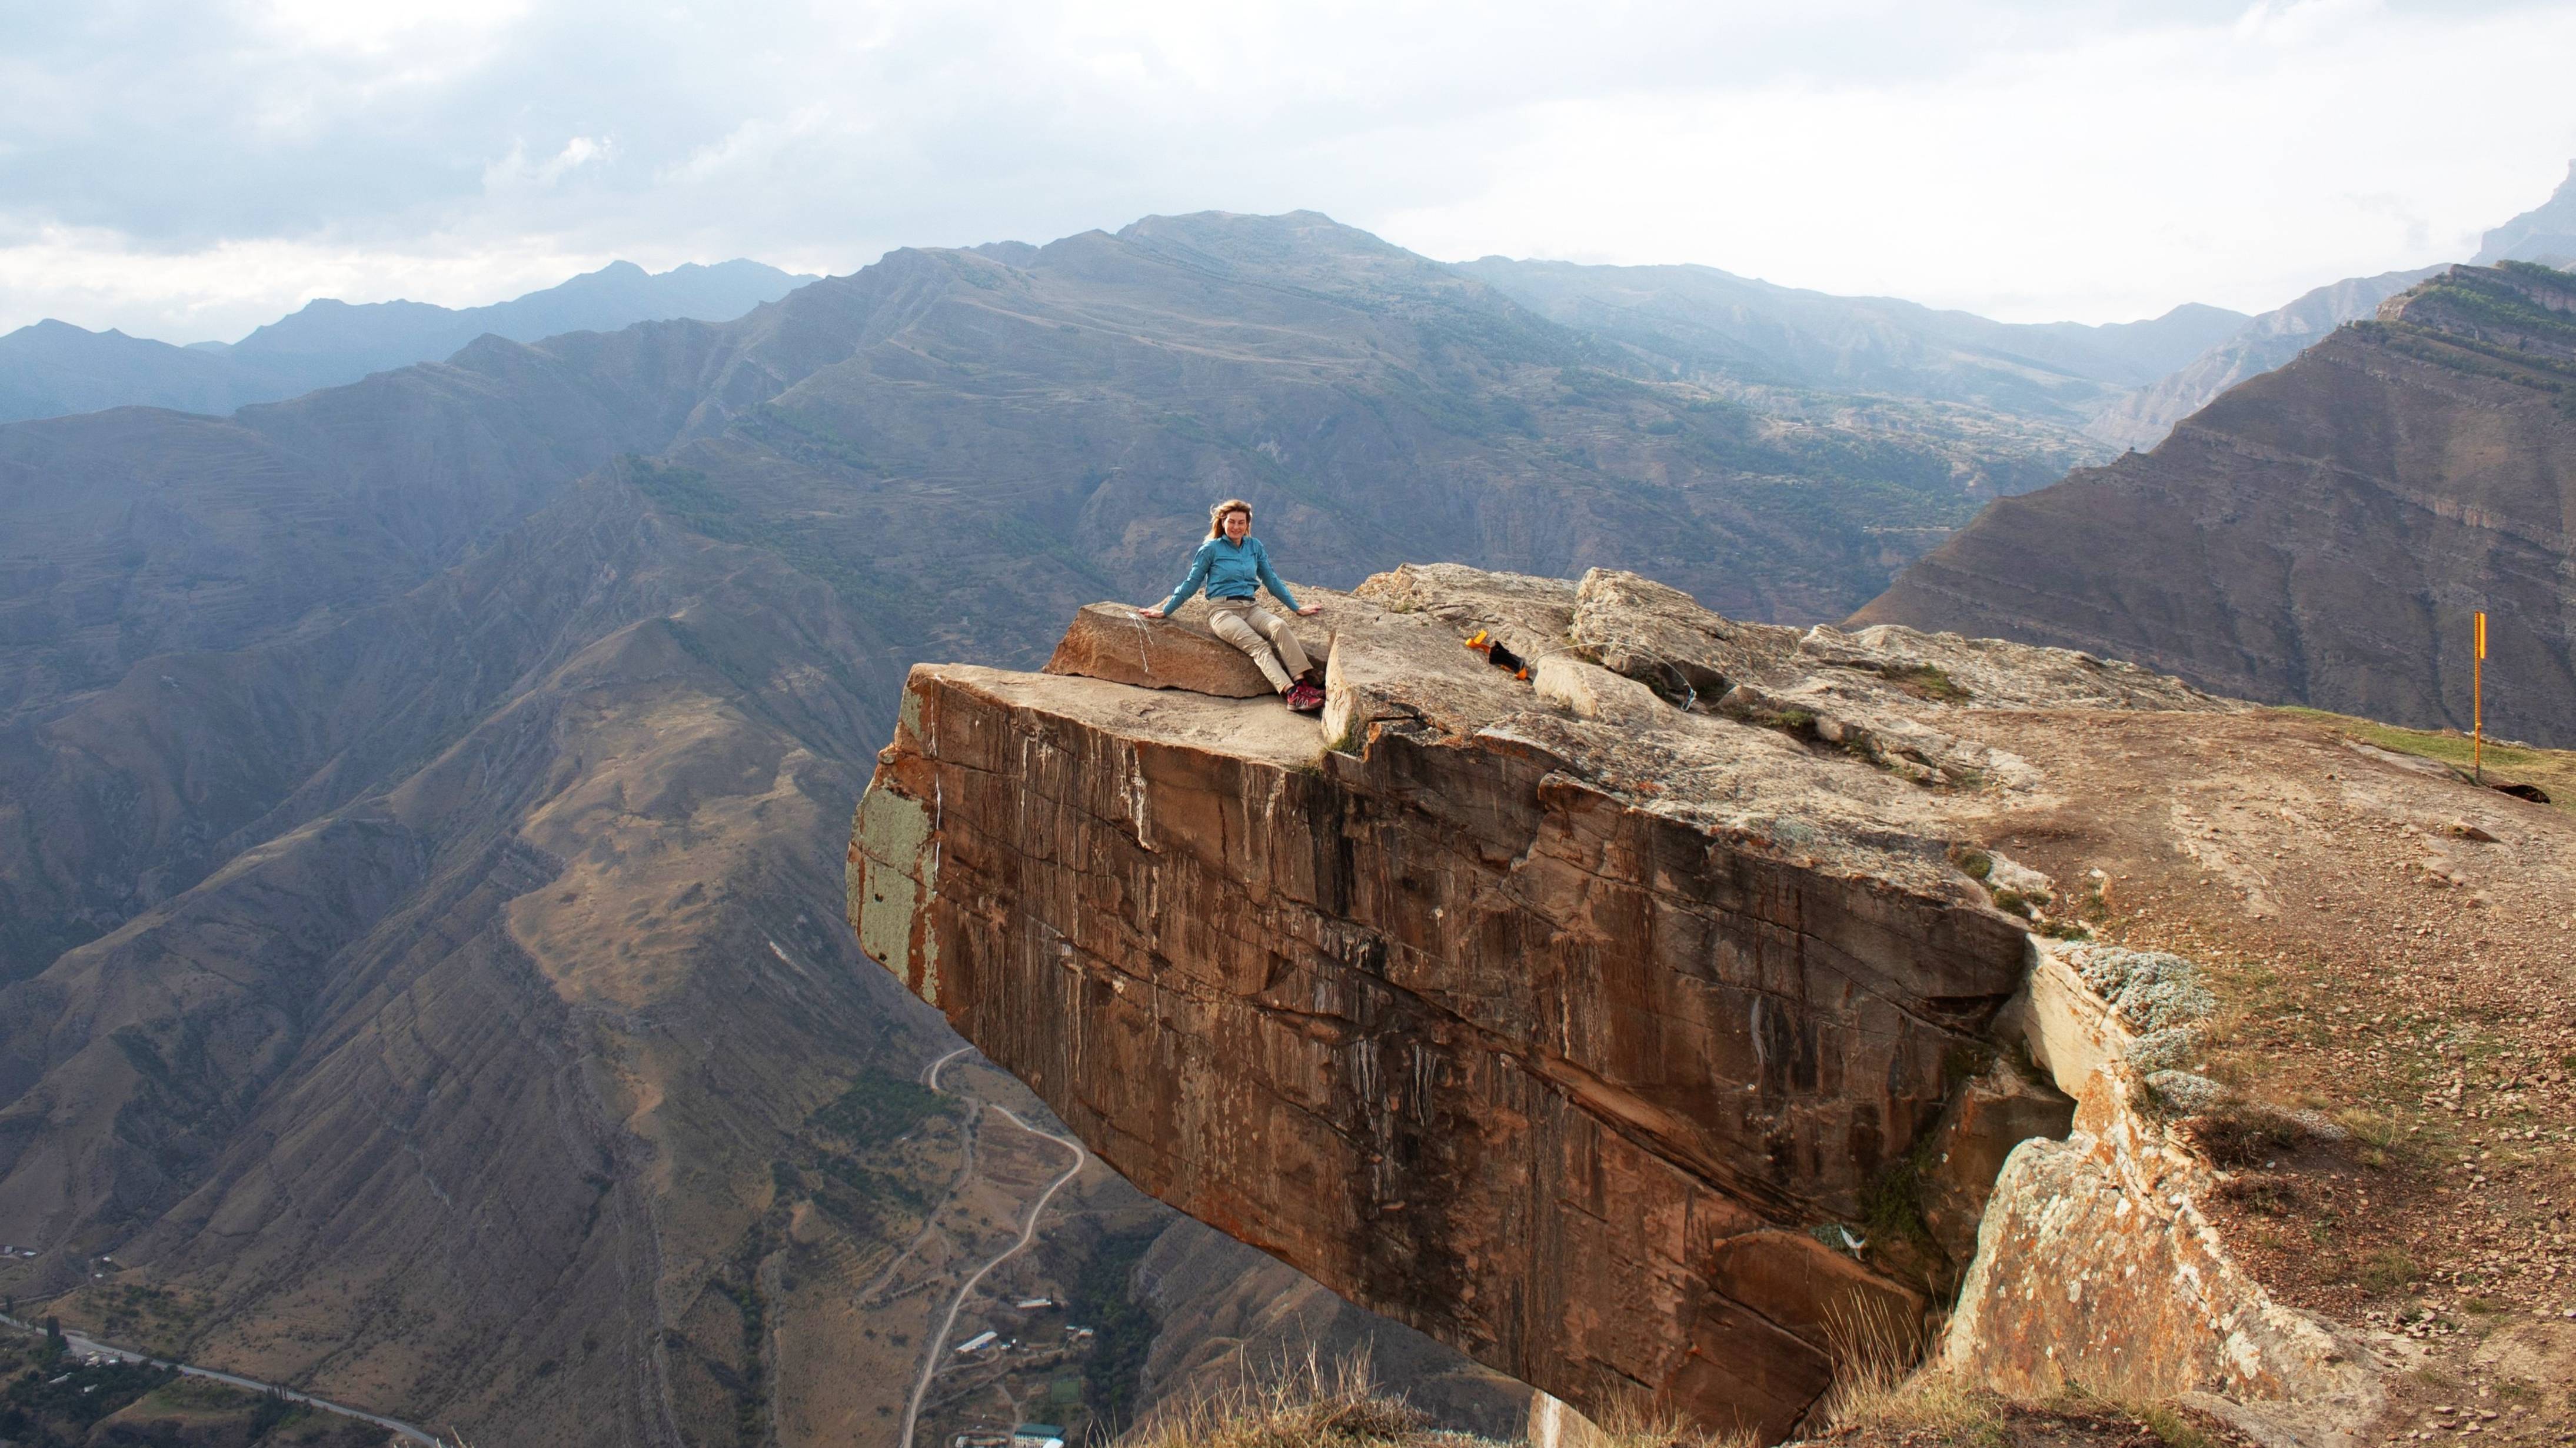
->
[[1856, 261, 2576, 745], [850, 565, 2238, 1437]]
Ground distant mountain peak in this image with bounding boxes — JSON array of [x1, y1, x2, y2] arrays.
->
[[1121, 206, 1347, 231], [2152, 301, 2249, 327], [2081, 264, 2442, 452], [1117, 208, 1406, 258], [2474, 158, 2576, 265]]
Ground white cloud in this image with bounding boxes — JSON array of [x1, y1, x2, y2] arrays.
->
[[1373, 1, 2576, 319], [483, 135, 615, 195], [2, 0, 2571, 338], [658, 110, 833, 187]]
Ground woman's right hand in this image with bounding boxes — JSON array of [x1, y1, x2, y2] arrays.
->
[[1137, 605, 1166, 619]]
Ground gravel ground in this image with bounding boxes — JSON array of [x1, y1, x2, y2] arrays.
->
[[1943, 707, 2576, 1446]]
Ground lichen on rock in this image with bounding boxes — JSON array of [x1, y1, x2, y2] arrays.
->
[[2062, 944, 2218, 1035], [1948, 940, 2389, 1447]]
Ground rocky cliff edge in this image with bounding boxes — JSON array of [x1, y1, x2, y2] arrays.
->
[[848, 564, 2445, 1443]]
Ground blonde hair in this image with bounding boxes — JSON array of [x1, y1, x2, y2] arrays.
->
[[1208, 498, 1253, 539]]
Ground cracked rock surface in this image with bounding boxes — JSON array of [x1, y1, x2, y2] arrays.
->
[[850, 563, 2275, 1439]]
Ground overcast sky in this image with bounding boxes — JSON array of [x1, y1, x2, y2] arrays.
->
[[6, 0, 2573, 341]]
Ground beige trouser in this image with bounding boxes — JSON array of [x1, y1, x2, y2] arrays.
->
[[1207, 598, 1311, 693]]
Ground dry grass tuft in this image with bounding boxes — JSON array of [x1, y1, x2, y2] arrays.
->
[[1819, 1369, 2009, 1446], [1122, 1352, 1434, 1448], [1123, 1352, 1761, 1448], [2271, 706, 2576, 812], [1810, 1292, 1948, 1432], [1556, 1390, 1760, 1448], [1810, 1296, 2029, 1446], [2132, 1402, 2226, 1448]]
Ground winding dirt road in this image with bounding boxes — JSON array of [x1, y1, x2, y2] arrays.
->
[[896, 1046, 1089, 1448]]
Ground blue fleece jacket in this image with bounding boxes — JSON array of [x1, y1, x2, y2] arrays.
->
[[1161, 535, 1299, 612]]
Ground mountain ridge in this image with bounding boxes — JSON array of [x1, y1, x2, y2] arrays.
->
[[0, 259, 813, 424], [1456, 254, 2247, 418], [6, 207, 2069, 1443], [2089, 157, 2576, 452], [2082, 265, 2444, 452], [1853, 260, 2576, 747]]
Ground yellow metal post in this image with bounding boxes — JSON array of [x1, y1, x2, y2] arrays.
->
[[2473, 610, 2486, 783]]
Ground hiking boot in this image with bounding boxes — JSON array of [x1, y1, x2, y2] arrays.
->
[[1284, 679, 1326, 713]]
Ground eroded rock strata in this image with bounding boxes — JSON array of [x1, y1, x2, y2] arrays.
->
[[850, 564, 2246, 1436], [1856, 261, 2576, 745]]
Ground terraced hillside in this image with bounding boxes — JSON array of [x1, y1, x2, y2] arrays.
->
[[1857, 261, 2576, 747]]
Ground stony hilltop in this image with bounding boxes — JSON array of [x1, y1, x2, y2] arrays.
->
[[852, 564, 2576, 1444], [1856, 261, 2576, 747]]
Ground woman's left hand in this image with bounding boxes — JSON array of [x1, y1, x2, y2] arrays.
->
[[1296, 604, 1322, 616]]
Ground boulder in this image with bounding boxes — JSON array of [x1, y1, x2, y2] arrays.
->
[[1944, 1066, 2386, 1446], [853, 574, 2042, 1442], [1569, 567, 1796, 704], [1532, 654, 1665, 727], [1044, 599, 1324, 698]]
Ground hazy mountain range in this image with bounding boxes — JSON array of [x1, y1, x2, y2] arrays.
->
[[0, 259, 812, 422], [1457, 257, 2246, 420], [0, 208, 2127, 1444], [2079, 265, 2445, 452], [2, 242, 2234, 454], [12, 159, 2572, 455], [2085, 161, 2576, 451], [2475, 158, 2576, 268], [1433, 162, 2571, 455]]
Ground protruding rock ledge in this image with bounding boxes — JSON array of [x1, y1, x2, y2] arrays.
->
[[850, 564, 2307, 1442]]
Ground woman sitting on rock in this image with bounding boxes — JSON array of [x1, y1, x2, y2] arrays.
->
[[1140, 498, 1326, 712]]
